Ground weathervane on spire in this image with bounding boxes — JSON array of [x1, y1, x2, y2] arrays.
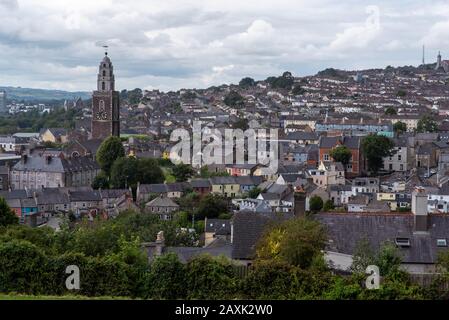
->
[[103, 45, 109, 56]]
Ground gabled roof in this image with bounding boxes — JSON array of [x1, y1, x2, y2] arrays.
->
[[205, 218, 231, 235], [209, 176, 238, 185], [146, 196, 179, 208], [315, 213, 449, 264]]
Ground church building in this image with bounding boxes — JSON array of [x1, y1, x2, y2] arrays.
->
[[91, 51, 120, 140]]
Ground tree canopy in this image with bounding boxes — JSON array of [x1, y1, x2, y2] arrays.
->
[[110, 157, 164, 189], [195, 194, 229, 220], [361, 135, 394, 174], [96, 136, 125, 176], [309, 196, 324, 213], [239, 77, 256, 88], [172, 163, 195, 182], [0, 198, 18, 227], [256, 217, 327, 269], [393, 121, 407, 134], [329, 145, 352, 166], [224, 90, 245, 108], [416, 115, 438, 133]]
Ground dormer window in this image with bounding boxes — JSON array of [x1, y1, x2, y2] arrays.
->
[[437, 239, 447, 247], [395, 238, 410, 247]]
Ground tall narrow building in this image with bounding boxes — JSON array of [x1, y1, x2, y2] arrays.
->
[[91, 52, 120, 140]]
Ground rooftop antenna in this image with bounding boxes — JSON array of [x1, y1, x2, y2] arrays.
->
[[422, 45, 425, 65], [102, 45, 109, 56]]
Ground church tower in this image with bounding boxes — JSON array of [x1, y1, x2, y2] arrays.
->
[[91, 51, 120, 140]]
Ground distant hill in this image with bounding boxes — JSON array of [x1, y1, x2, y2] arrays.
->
[[0, 86, 91, 102]]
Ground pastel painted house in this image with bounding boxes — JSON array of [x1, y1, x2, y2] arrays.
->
[[209, 176, 241, 198]]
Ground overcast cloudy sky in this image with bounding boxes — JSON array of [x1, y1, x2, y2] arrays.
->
[[0, 0, 448, 92]]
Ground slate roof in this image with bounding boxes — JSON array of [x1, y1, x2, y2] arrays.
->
[[209, 176, 238, 185], [165, 238, 233, 263], [42, 128, 68, 138], [34, 188, 70, 205], [99, 189, 130, 199], [69, 190, 102, 202], [234, 176, 263, 186], [319, 136, 360, 149], [12, 155, 99, 173], [146, 196, 179, 208], [205, 219, 231, 235], [285, 132, 319, 141], [0, 190, 28, 199], [231, 211, 294, 260], [190, 179, 211, 188], [315, 213, 449, 264]]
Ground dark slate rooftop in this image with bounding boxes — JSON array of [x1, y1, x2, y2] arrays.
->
[[315, 213, 449, 264], [69, 190, 102, 202], [205, 218, 231, 235], [190, 179, 211, 188], [231, 211, 294, 260]]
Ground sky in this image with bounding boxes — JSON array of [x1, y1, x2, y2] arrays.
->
[[0, 0, 449, 92]]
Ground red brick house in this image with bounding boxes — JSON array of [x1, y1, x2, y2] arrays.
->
[[318, 136, 364, 177]]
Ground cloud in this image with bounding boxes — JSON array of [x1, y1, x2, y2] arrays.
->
[[0, 0, 447, 91]]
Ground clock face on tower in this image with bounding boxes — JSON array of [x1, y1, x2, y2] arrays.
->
[[95, 111, 108, 120], [95, 100, 108, 120]]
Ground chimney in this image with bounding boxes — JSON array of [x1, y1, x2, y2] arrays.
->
[[412, 187, 429, 232], [45, 156, 51, 165], [21, 154, 28, 164]]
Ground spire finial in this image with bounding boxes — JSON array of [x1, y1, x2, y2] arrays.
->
[[102, 45, 108, 56]]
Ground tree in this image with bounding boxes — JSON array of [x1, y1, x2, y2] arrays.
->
[[233, 118, 249, 130], [196, 194, 229, 219], [329, 145, 352, 167], [323, 200, 335, 212], [172, 163, 195, 182], [375, 241, 402, 277], [385, 107, 397, 115], [350, 238, 375, 274], [396, 90, 407, 97], [361, 135, 394, 174], [256, 217, 327, 269], [185, 254, 238, 299], [292, 85, 306, 95], [0, 197, 18, 227], [309, 196, 323, 213], [146, 253, 187, 299], [393, 121, 407, 134], [239, 77, 256, 88], [91, 171, 110, 189], [127, 88, 143, 105], [224, 90, 244, 107], [110, 157, 164, 189], [96, 136, 125, 176], [248, 187, 262, 199], [416, 115, 438, 133]]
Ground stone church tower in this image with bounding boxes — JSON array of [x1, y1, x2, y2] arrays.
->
[[91, 52, 120, 140]]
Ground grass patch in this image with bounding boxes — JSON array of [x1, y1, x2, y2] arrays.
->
[[0, 293, 133, 300]]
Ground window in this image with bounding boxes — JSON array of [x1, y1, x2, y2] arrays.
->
[[102, 82, 105, 90], [102, 70, 106, 77], [324, 154, 330, 161], [395, 238, 410, 247], [398, 155, 402, 161], [437, 239, 447, 247]]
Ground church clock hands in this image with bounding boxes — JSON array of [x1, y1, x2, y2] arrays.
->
[[96, 111, 108, 120]]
